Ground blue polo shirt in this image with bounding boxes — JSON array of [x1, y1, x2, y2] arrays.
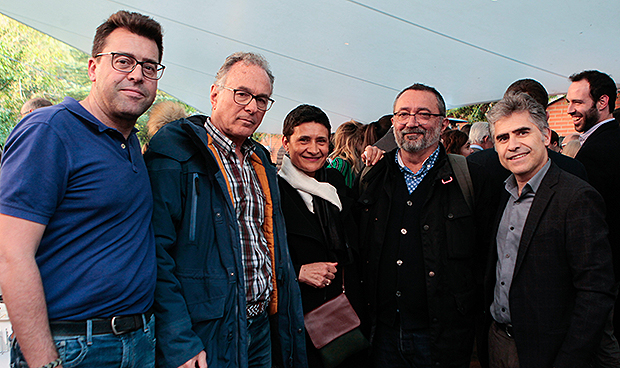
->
[[0, 97, 155, 320]]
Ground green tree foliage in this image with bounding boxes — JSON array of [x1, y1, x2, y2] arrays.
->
[[0, 14, 196, 148], [0, 15, 91, 145], [447, 102, 494, 123]]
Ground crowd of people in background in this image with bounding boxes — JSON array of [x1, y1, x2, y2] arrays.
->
[[3, 9, 620, 368]]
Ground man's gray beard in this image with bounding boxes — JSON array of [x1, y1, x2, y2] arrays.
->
[[394, 124, 442, 153]]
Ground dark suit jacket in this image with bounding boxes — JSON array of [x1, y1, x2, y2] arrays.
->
[[575, 119, 620, 279], [484, 163, 615, 368]]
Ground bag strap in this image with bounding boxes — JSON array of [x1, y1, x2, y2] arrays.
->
[[447, 153, 474, 211]]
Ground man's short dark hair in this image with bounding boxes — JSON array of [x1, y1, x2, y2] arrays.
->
[[569, 70, 617, 114], [550, 130, 560, 146], [22, 98, 52, 113], [393, 83, 446, 116], [282, 104, 331, 138], [504, 79, 549, 109], [487, 93, 549, 139], [92, 11, 164, 62]]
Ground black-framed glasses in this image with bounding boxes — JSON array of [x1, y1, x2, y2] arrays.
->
[[393, 111, 444, 125], [95, 52, 165, 80], [219, 85, 274, 112]]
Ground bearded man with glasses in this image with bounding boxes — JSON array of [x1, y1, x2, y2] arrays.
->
[[144, 52, 306, 368], [0, 11, 163, 368], [356, 83, 487, 368]]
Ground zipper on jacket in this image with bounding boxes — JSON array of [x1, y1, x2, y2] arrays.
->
[[189, 173, 198, 242]]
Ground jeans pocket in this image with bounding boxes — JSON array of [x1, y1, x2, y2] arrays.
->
[[55, 336, 88, 368], [145, 315, 156, 349], [9, 336, 28, 368]]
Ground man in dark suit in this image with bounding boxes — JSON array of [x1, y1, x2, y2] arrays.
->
[[468, 122, 493, 152], [567, 70, 620, 343], [469, 79, 588, 368], [484, 92, 615, 367]]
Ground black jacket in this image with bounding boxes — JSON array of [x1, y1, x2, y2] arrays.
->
[[356, 146, 484, 367], [279, 167, 369, 367], [576, 119, 620, 279], [278, 168, 364, 315]]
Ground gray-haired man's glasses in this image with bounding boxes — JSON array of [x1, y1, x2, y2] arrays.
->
[[219, 85, 274, 112]]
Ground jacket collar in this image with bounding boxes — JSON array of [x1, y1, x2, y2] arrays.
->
[[358, 144, 453, 205], [581, 118, 618, 146]]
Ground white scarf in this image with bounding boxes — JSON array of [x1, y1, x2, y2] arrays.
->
[[278, 155, 342, 213]]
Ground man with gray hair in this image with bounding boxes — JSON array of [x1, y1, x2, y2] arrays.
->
[[468, 121, 493, 152], [145, 52, 306, 368], [484, 92, 615, 367]]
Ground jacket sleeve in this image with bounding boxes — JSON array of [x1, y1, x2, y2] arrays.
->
[[146, 153, 205, 368], [553, 185, 616, 367]]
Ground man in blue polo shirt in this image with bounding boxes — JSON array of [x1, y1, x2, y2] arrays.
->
[[0, 11, 164, 368]]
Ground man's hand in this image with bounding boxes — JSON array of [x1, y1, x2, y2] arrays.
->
[[298, 262, 338, 288], [361, 145, 385, 166], [179, 350, 207, 368]]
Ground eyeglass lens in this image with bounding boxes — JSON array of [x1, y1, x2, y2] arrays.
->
[[111, 53, 163, 80]]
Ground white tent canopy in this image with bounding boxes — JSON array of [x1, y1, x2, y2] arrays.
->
[[2, 0, 619, 133]]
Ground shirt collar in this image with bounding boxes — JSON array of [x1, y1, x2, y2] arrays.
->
[[504, 158, 551, 199], [396, 145, 440, 176], [64, 97, 139, 135], [204, 117, 255, 156], [580, 117, 615, 144]]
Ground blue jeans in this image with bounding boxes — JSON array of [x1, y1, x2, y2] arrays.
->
[[372, 321, 432, 368], [11, 314, 155, 368], [247, 311, 271, 368]]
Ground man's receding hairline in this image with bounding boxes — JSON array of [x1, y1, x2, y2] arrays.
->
[[394, 89, 442, 112]]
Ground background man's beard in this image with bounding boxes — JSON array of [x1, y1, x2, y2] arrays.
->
[[582, 105, 600, 132]]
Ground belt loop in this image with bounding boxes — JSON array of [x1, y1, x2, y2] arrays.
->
[[142, 314, 148, 333], [86, 320, 93, 345]]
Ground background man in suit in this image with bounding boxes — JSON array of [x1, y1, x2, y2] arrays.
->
[[485, 92, 615, 367], [567, 70, 620, 366], [468, 122, 493, 152]]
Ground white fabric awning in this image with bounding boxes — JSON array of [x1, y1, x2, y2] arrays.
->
[[2, 0, 619, 133]]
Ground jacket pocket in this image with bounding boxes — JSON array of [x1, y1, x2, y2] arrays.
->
[[445, 209, 474, 258], [177, 270, 226, 323]]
